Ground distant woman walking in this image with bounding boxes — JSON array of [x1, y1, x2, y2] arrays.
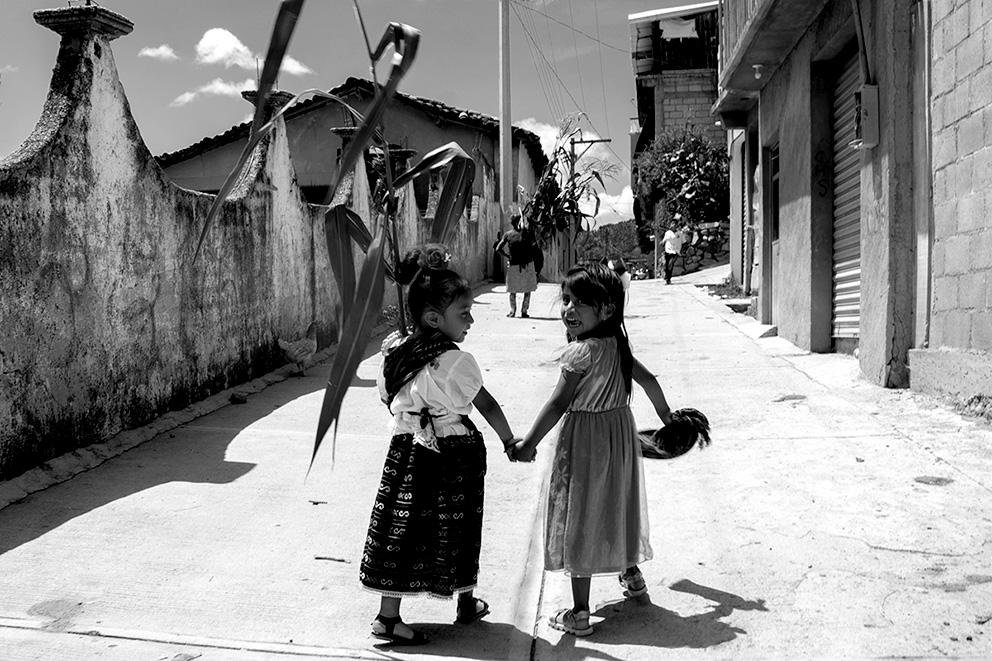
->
[[494, 214, 538, 318]]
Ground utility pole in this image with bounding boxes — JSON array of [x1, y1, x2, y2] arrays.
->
[[499, 0, 512, 223]]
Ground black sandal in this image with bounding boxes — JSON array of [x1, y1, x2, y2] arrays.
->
[[371, 614, 428, 646], [455, 597, 490, 624]]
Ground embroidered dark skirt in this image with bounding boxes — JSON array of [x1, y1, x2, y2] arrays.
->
[[360, 422, 487, 599]]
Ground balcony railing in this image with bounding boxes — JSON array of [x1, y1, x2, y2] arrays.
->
[[719, 0, 765, 73]]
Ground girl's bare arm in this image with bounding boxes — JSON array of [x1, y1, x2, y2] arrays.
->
[[516, 370, 582, 460], [473, 385, 516, 446], [632, 358, 673, 426]]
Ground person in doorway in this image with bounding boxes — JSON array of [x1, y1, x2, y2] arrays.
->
[[662, 225, 685, 285], [494, 214, 538, 317]]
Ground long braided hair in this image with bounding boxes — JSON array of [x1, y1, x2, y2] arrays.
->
[[561, 263, 634, 394]]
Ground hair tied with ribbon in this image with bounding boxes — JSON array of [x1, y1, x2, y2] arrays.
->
[[421, 243, 452, 271]]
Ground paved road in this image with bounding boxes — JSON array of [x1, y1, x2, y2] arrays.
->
[[2, 268, 992, 660]]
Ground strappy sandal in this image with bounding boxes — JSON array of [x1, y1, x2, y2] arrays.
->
[[619, 566, 648, 597], [548, 608, 593, 636], [506, 311, 516, 317], [455, 597, 490, 624], [371, 614, 428, 646]]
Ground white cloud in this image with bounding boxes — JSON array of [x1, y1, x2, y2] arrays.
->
[[195, 28, 313, 76], [581, 185, 634, 227], [138, 44, 179, 61], [0, 65, 18, 74], [170, 77, 256, 107], [517, 117, 558, 158]]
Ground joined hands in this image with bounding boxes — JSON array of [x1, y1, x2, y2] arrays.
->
[[503, 438, 537, 463]]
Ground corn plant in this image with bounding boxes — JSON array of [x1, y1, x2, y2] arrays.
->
[[191, 0, 475, 469]]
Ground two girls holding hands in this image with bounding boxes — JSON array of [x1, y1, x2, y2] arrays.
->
[[360, 247, 672, 645]]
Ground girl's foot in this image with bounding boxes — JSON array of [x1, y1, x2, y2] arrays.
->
[[455, 596, 490, 624], [371, 614, 428, 646], [548, 608, 593, 637], [506, 311, 516, 317], [619, 566, 648, 597]]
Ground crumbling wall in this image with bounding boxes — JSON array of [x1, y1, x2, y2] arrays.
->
[[0, 8, 355, 480]]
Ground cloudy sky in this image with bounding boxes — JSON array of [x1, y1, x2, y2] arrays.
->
[[0, 0, 686, 225]]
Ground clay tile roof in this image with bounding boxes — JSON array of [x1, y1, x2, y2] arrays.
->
[[156, 77, 549, 175]]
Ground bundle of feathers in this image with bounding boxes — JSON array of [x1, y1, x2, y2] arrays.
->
[[278, 321, 317, 375], [638, 408, 711, 459]]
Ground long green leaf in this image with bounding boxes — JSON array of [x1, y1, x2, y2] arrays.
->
[[310, 227, 387, 470], [192, 0, 305, 262], [430, 152, 476, 243], [330, 204, 395, 281], [325, 205, 357, 324], [323, 23, 421, 206], [392, 142, 468, 189]]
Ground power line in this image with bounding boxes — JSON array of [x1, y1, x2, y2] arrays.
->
[[511, 0, 627, 54], [592, 0, 610, 143], [511, 3, 631, 174], [521, 4, 566, 121], [567, 0, 588, 114], [514, 7, 559, 121]]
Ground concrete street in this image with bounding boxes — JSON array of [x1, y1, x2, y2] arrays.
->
[[2, 266, 991, 660]]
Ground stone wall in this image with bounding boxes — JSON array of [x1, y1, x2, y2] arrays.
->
[[0, 7, 368, 480], [909, 0, 992, 402]]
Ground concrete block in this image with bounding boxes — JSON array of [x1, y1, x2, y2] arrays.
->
[[959, 272, 988, 309], [933, 200, 959, 236], [944, 309, 973, 347], [933, 57, 955, 96], [954, 155, 975, 198], [972, 311, 992, 350], [933, 275, 959, 311], [944, 235, 972, 274], [933, 128, 957, 170], [969, 229, 992, 271], [970, 67, 992, 113], [972, 1, 990, 36], [959, 114, 984, 158], [972, 145, 992, 189], [933, 239, 946, 275], [956, 34, 983, 81], [956, 193, 985, 231], [953, 6, 971, 48]]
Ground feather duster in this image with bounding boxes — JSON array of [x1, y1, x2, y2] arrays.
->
[[638, 408, 711, 459]]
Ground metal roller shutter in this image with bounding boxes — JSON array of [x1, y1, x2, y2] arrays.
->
[[831, 55, 862, 340]]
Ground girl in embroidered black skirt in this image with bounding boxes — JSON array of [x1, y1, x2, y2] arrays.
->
[[360, 244, 520, 646]]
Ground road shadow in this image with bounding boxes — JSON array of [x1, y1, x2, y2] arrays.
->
[[534, 579, 766, 659], [372, 621, 531, 659]]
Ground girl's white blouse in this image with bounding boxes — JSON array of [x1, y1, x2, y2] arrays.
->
[[377, 333, 484, 452]]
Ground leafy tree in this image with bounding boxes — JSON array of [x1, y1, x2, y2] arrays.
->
[[633, 129, 728, 252], [575, 220, 639, 262]]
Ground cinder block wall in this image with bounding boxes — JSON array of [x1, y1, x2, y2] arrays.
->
[[661, 69, 722, 144], [910, 1, 992, 402]]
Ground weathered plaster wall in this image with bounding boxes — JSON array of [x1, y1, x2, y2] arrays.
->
[[909, 0, 992, 400], [757, 36, 815, 350], [0, 11, 353, 480]]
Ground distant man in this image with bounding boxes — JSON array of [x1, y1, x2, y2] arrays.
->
[[662, 224, 685, 284]]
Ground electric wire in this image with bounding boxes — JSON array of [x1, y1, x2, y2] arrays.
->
[[566, 0, 588, 113], [514, 7, 559, 122], [592, 0, 611, 143], [511, 0, 627, 53], [521, 4, 566, 121]]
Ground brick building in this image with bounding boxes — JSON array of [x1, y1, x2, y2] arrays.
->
[[629, 2, 721, 225], [715, 0, 992, 404]]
